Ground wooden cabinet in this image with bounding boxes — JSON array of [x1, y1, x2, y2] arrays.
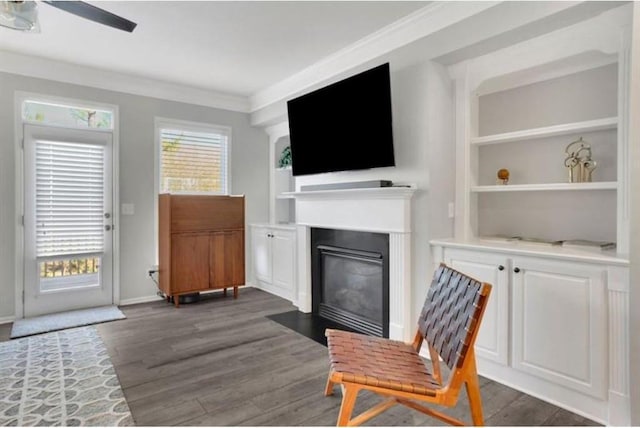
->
[[159, 194, 245, 305], [250, 224, 296, 301]]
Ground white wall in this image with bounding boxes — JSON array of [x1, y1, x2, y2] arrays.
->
[[478, 64, 618, 135], [0, 71, 269, 319], [628, 2, 640, 424], [294, 60, 455, 322]]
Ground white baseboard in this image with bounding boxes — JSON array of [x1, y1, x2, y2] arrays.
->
[[118, 295, 164, 306], [118, 285, 256, 307], [0, 316, 15, 325]]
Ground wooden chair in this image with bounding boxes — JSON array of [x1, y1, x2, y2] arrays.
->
[[324, 263, 492, 426]]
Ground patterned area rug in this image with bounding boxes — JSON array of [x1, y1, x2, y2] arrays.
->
[[0, 326, 133, 426]]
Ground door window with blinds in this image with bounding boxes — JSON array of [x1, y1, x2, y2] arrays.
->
[[158, 122, 230, 195], [35, 140, 106, 291]]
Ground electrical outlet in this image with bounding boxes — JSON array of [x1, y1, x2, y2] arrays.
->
[[448, 202, 455, 219]]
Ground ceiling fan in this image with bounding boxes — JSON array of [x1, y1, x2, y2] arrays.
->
[[0, 0, 137, 33]]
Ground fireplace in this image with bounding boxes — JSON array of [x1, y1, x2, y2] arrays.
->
[[312, 228, 389, 337], [290, 185, 415, 341]]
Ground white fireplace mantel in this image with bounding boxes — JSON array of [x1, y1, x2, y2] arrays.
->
[[290, 185, 417, 341]]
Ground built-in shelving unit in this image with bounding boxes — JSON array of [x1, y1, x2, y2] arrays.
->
[[470, 117, 618, 146], [266, 128, 296, 225], [459, 62, 622, 246], [439, 7, 631, 425], [471, 181, 617, 193]]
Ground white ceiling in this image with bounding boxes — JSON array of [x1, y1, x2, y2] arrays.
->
[[0, 1, 427, 97]]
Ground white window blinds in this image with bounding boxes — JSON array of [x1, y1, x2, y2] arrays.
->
[[160, 127, 228, 194], [35, 140, 105, 257]]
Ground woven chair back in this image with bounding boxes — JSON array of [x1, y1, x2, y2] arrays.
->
[[418, 264, 489, 370]]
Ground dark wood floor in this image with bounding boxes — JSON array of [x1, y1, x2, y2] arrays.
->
[[0, 288, 599, 426]]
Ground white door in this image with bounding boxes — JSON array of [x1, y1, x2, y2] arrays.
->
[[445, 249, 510, 365], [23, 124, 114, 317], [511, 256, 607, 399], [252, 227, 272, 284], [271, 230, 295, 299]]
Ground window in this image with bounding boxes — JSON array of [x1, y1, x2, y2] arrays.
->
[[23, 100, 114, 129], [158, 120, 230, 194]]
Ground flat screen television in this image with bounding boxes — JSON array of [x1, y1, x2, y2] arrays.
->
[[287, 63, 394, 176]]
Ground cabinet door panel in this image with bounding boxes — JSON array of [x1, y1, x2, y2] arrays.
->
[[209, 232, 226, 288], [209, 230, 245, 288], [252, 227, 272, 283], [171, 234, 209, 293], [272, 231, 295, 293], [227, 230, 245, 285], [445, 249, 509, 365], [512, 257, 606, 399]]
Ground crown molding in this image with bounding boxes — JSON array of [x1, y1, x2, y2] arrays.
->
[[0, 50, 250, 113], [448, 4, 630, 91], [248, 1, 500, 113], [265, 121, 290, 143]]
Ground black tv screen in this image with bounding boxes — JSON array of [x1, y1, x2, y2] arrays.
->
[[287, 63, 394, 176]]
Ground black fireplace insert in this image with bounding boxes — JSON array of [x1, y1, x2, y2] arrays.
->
[[311, 228, 389, 337]]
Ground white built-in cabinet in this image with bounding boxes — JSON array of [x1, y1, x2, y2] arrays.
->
[[435, 6, 631, 425], [250, 224, 296, 301], [441, 247, 608, 397], [433, 242, 625, 424]]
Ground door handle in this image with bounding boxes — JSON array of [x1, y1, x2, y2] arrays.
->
[[498, 265, 504, 271], [104, 213, 111, 219], [105, 225, 112, 231]]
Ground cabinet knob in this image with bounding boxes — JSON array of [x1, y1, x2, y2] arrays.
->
[[514, 267, 521, 273], [498, 265, 504, 271]]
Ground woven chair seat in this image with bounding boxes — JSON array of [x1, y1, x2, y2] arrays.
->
[[326, 329, 440, 396]]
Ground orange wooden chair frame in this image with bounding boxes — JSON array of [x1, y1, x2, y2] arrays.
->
[[324, 263, 492, 426]]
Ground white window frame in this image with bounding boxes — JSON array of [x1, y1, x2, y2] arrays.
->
[[154, 117, 232, 262], [14, 91, 120, 320], [22, 97, 115, 130]]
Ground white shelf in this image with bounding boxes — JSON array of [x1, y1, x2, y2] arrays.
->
[[430, 238, 628, 267], [471, 117, 618, 146], [471, 181, 617, 192], [276, 194, 295, 199]]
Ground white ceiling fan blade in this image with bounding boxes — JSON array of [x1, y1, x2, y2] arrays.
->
[[0, 1, 40, 32]]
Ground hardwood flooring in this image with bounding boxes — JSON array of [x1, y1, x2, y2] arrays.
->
[[1, 288, 600, 426]]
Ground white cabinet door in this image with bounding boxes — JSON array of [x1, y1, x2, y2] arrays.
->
[[251, 227, 272, 284], [271, 230, 295, 298], [511, 256, 607, 399], [445, 249, 509, 365]]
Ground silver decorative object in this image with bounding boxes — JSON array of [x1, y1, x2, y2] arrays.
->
[[564, 137, 597, 183]]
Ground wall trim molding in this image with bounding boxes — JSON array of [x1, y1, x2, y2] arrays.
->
[[248, 1, 499, 113], [0, 316, 15, 325], [118, 295, 163, 306], [0, 50, 250, 113]]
